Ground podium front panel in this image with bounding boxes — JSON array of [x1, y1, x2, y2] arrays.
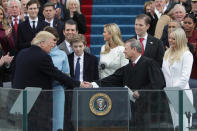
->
[[71, 87, 130, 128]]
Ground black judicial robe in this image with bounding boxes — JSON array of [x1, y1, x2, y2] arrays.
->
[[96, 56, 172, 129]]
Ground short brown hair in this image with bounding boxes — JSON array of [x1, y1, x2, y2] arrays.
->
[[43, 2, 55, 10], [136, 14, 151, 25], [70, 34, 87, 46], [26, 0, 40, 9], [43, 26, 59, 41]]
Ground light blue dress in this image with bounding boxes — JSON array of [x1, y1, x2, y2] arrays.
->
[[49, 46, 70, 131]]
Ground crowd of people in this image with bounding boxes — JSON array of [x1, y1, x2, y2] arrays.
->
[[0, 0, 197, 131]]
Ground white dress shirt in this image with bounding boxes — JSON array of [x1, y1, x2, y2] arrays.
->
[[137, 33, 148, 50], [12, 16, 20, 25], [45, 19, 54, 27], [65, 40, 73, 53], [74, 53, 84, 82], [29, 17, 38, 29], [133, 55, 141, 65]]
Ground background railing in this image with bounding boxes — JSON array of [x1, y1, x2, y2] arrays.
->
[[1, 87, 197, 131]]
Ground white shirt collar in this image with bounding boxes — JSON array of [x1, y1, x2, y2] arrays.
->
[[45, 19, 54, 27], [12, 16, 20, 21], [12, 16, 20, 24], [29, 17, 38, 23], [137, 33, 148, 40], [133, 55, 141, 64], [74, 52, 84, 60], [64, 40, 73, 53]]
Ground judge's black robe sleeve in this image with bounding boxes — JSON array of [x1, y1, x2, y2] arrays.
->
[[95, 66, 125, 87], [138, 60, 166, 98]]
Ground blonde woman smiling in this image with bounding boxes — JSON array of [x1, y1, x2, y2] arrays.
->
[[99, 23, 129, 79], [162, 28, 193, 131]]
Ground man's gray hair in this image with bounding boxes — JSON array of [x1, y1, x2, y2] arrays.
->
[[125, 38, 142, 53], [8, 0, 21, 8]]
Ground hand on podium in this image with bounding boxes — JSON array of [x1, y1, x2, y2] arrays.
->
[[80, 81, 93, 88], [133, 91, 140, 99]]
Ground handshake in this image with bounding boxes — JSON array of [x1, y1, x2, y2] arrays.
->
[[80, 81, 94, 88]]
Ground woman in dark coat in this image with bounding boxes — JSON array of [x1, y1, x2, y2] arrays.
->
[[62, 0, 86, 34]]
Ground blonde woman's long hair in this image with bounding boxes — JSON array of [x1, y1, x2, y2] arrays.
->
[[0, 6, 9, 29], [66, 0, 81, 14], [101, 23, 124, 54], [164, 28, 188, 65]]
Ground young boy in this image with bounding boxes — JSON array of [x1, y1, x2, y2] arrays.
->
[[68, 34, 99, 82]]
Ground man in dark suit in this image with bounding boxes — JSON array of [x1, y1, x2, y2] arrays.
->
[[17, 0, 49, 52], [13, 31, 81, 89], [7, 0, 23, 55], [43, 2, 64, 44], [58, 19, 90, 55], [85, 38, 168, 131], [68, 34, 99, 82], [13, 31, 85, 131], [130, 14, 165, 67]]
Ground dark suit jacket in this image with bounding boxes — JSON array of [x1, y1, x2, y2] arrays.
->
[[52, 18, 64, 44], [68, 52, 99, 82], [11, 19, 22, 46], [131, 34, 165, 67], [13, 45, 80, 89], [17, 18, 49, 52], [62, 8, 87, 34], [96, 56, 169, 128]]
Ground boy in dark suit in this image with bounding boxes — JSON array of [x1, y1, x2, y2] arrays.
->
[[68, 34, 99, 82], [64, 34, 98, 131]]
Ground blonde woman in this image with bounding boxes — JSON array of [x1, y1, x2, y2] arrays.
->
[[63, 0, 86, 34], [0, 6, 14, 54], [162, 28, 193, 131], [99, 23, 129, 79]]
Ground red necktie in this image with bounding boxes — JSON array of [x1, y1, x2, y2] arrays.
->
[[132, 63, 135, 67], [139, 38, 144, 55], [14, 18, 18, 37]]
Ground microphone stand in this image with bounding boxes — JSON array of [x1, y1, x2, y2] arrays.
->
[[185, 112, 191, 131]]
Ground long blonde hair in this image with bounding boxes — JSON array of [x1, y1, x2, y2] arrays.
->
[[66, 0, 81, 14], [101, 23, 124, 54], [0, 6, 9, 29], [164, 28, 188, 65]]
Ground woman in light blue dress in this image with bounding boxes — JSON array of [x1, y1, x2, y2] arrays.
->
[[45, 26, 70, 131]]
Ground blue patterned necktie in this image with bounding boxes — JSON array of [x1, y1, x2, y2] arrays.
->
[[74, 57, 80, 81]]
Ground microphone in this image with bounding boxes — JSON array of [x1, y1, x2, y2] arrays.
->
[[99, 62, 107, 70], [100, 64, 105, 70]]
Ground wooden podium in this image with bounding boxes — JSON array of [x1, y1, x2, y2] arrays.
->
[[71, 87, 131, 131]]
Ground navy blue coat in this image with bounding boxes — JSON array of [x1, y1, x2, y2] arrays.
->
[[13, 45, 80, 89]]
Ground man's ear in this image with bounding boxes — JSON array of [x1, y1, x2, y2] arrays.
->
[[146, 24, 150, 30], [63, 30, 65, 36]]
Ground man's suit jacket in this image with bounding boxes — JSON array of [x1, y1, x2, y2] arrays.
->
[[68, 52, 99, 82], [96, 56, 168, 128], [131, 34, 165, 67], [13, 45, 80, 89], [52, 18, 64, 44], [11, 19, 22, 47], [17, 18, 49, 52], [58, 40, 70, 55], [58, 41, 91, 55]]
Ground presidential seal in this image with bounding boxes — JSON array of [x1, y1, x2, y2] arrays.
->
[[89, 93, 112, 116]]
